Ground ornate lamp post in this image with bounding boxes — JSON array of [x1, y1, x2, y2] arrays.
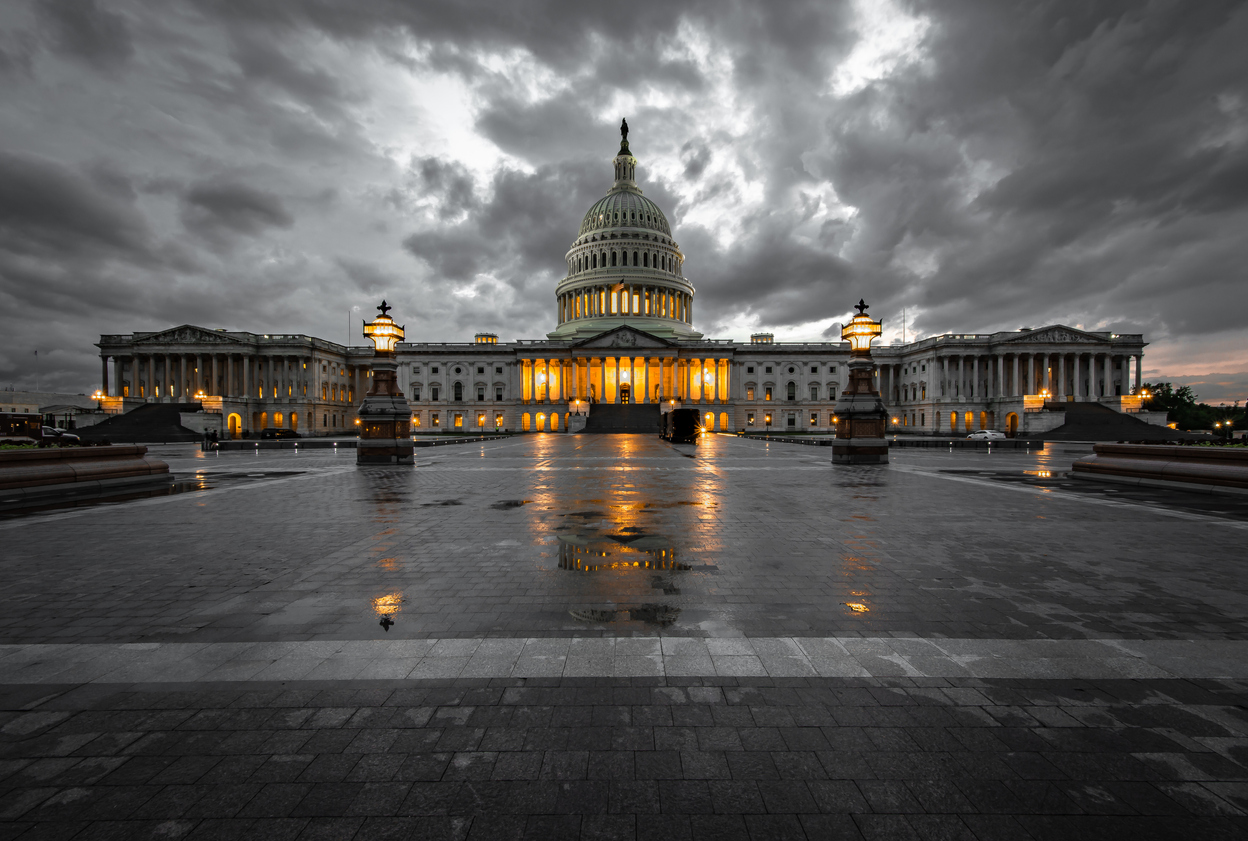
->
[[832, 299, 890, 464], [356, 300, 415, 464]]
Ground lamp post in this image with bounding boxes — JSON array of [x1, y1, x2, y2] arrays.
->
[[356, 300, 415, 464], [832, 299, 889, 464]]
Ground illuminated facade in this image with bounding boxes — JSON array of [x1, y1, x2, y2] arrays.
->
[[96, 128, 1150, 437]]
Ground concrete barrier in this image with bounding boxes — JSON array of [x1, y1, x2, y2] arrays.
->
[[0, 445, 171, 504], [1072, 443, 1248, 494]]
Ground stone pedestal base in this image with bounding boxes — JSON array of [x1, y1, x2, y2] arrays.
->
[[357, 394, 414, 465], [831, 437, 889, 464]]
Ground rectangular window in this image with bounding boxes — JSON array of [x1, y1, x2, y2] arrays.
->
[[495, 386, 503, 401], [810, 412, 818, 426], [921, 412, 925, 426], [432, 366, 439, 374], [765, 387, 772, 401], [495, 413, 504, 428], [431, 387, 440, 401], [810, 385, 819, 401], [323, 414, 327, 427], [765, 366, 773, 374], [412, 365, 420, 374], [477, 386, 485, 401], [746, 387, 755, 401], [811, 366, 818, 374], [454, 413, 463, 428], [477, 413, 486, 428], [495, 366, 502, 374], [787, 414, 796, 429], [831, 366, 837, 373], [747, 366, 754, 374], [431, 413, 439, 427], [477, 366, 484, 374], [412, 386, 420, 401], [413, 413, 422, 428], [747, 413, 755, 426], [829, 386, 837, 400]]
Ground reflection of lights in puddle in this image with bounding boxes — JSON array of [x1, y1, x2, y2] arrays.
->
[[844, 602, 869, 613], [558, 535, 693, 572], [373, 592, 404, 631], [375, 557, 402, 571], [1024, 470, 1053, 478]]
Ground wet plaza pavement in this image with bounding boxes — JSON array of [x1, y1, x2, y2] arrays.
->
[[2, 434, 1247, 839]]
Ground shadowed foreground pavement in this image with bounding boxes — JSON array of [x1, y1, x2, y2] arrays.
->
[[2, 434, 1246, 839]]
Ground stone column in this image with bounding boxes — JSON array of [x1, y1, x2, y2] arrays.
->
[[1135, 354, 1143, 391], [1056, 354, 1065, 399], [243, 355, 251, 401], [112, 356, 122, 398], [1105, 354, 1114, 397]]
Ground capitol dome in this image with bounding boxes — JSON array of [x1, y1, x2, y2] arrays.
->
[[548, 122, 700, 340]]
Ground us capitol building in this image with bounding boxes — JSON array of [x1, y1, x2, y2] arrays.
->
[[97, 125, 1149, 438]]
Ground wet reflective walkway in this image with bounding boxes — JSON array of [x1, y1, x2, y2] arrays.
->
[[2, 435, 1246, 838]]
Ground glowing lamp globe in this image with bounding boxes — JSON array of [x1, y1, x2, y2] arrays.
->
[[841, 299, 883, 355], [363, 300, 404, 355]]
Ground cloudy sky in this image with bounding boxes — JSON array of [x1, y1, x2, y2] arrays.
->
[[1, 0, 1246, 401]]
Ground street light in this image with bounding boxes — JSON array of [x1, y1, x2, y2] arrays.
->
[[833, 299, 889, 464], [357, 299, 415, 464]]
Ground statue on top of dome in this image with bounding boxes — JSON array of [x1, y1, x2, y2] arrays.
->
[[620, 118, 628, 141]]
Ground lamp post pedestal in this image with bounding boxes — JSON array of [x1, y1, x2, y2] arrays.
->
[[357, 357, 414, 464], [832, 357, 889, 464]]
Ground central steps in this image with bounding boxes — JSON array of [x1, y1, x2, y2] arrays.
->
[[582, 403, 661, 433]]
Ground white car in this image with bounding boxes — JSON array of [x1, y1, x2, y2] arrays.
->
[[966, 429, 1006, 440]]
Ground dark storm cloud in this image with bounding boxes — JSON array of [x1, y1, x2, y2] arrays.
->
[[180, 180, 295, 242], [34, 0, 134, 70], [0, 151, 152, 260], [2, 0, 1247, 398]]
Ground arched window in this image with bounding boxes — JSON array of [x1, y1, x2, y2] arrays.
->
[[632, 250, 638, 266], [591, 253, 597, 269], [611, 251, 617, 266], [453, 382, 463, 401], [787, 382, 796, 401], [643, 253, 649, 268]]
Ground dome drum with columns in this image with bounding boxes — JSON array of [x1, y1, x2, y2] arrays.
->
[[549, 121, 700, 341], [95, 122, 1154, 439]]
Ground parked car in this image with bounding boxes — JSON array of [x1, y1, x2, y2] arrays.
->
[[259, 428, 301, 440], [41, 426, 81, 445], [966, 429, 1006, 440]]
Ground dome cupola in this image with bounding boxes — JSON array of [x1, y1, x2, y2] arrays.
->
[[548, 120, 700, 340]]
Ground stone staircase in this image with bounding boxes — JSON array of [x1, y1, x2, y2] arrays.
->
[[1032, 401, 1191, 442], [77, 403, 203, 444], [581, 403, 662, 433]]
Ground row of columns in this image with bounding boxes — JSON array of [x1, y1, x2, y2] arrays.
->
[[101, 352, 365, 405], [557, 286, 691, 325], [518, 357, 731, 404], [880, 352, 1144, 404]]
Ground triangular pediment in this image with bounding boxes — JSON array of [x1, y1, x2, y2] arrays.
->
[[134, 325, 248, 345], [1001, 325, 1109, 344], [573, 325, 674, 349]]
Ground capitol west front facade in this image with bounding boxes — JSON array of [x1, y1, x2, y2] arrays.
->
[[97, 130, 1149, 438]]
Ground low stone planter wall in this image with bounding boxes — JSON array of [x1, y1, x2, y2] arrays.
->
[[0, 445, 171, 504], [1072, 443, 1248, 493]]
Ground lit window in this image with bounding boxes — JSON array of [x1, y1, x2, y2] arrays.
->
[[746, 387, 755, 401], [765, 387, 772, 401], [432, 413, 439, 427], [810, 412, 818, 426], [747, 413, 755, 426]]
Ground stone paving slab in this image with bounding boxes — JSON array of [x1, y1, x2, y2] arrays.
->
[[2, 675, 1247, 840], [5, 638, 1248, 685]]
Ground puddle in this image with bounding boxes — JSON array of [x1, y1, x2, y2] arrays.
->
[[420, 499, 463, 507], [491, 499, 530, 510], [569, 604, 682, 627], [0, 477, 215, 519], [558, 534, 692, 571]]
